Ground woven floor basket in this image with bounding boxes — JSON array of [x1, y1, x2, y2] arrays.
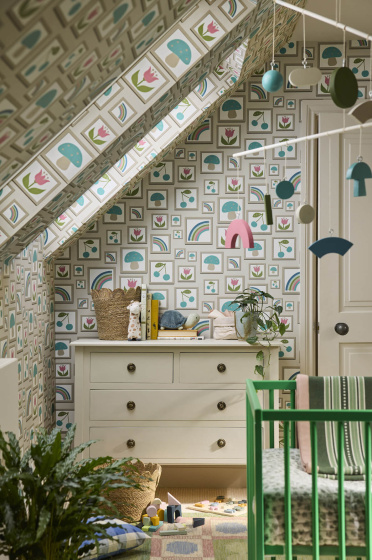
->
[[103, 462, 162, 522], [91, 287, 141, 340]]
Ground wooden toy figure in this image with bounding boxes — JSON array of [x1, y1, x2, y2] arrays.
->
[[127, 300, 141, 340]]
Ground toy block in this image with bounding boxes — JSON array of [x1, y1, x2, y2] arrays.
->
[[152, 498, 162, 508], [174, 522, 186, 529], [143, 517, 151, 526], [142, 526, 149, 532], [168, 492, 181, 506], [146, 505, 157, 518], [148, 521, 163, 532], [193, 518, 205, 528], [174, 504, 182, 518], [175, 516, 187, 523], [167, 505, 176, 523], [142, 514, 149, 522], [157, 508, 164, 521], [210, 506, 218, 511], [160, 501, 167, 510], [151, 515, 159, 526], [194, 503, 203, 507], [224, 509, 233, 513], [160, 529, 188, 536], [164, 508, 168, 522], [201, 500, 210, 506], [216, 495, 225, 500]]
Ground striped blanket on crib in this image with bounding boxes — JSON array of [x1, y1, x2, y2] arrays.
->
[[296, 375, 372, 479]]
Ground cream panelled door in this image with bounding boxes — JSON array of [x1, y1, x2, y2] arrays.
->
[[317, 112, 372, 377]]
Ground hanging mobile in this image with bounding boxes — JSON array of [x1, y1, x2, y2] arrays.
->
[[276, 149, 294, 199], [264, 152, 273, 225], [289, 14, 321, 88], [224, 164, 254, 249], [296, 138, 315, 223], [262, 1, 284, 93], [349, 44, 372, 122], [309, 136, 353, 257], [346, 127, 372, 196], [330, 25, 358, 109]]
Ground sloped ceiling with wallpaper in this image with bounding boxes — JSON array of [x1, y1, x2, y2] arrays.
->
[[0, 0, 305, 261], [0, 0, 200, 180]]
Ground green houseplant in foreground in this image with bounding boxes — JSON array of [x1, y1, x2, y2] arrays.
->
[[0, 425, 141, 560], [231, 288, 288, 378]]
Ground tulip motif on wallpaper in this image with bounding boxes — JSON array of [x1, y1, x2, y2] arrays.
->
[[278, 117, 291, 130], [180, 167, 193, 181], [131, 66, 158, 93], [56, 365, 69, 377], [130, 229, 144, 242], [251, 265, 264, 278], [180, 268, 193, 281], [56, 266, 68, 278], [197, 20, 219, 42], [83, 318, 96, 331], [320, 74, 331, 94], [252, 165, 264, 178], [22, 169, 50, 195], [220, 128, 238, 146], [88, 124, 110, 145], [278, 218, 291, 231], [154, 216, 166, 228], [227, 278, 241, 292], [135, 139, 147, 152], [227, 178, 241, 192]]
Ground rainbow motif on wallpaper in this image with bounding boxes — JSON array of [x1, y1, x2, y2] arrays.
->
[[152, 236, 168, 251], [250, 83, 266, 100], [0, 108, 14, 120], [203, 202, 213, 212], [56, 386, 71, 401], [250, 186, 265, 201], [1, 340, 8, 358], [175, 149, 184, 158], [187, 221, 210, 242], [55, 287, 71, 302], [25, 272, 31, 297], [273, 299, 282, 307], [78, 299, 87, 308], [355, 39, 368, 46], [273, 199, 282, 207], [44, 323, 50, 346], [175, 250, 184, 258], [195, 320, 210, 336], [43, 229, 49, 246], [196, 79, 208, 97], [116, 102, 128, 122], [187, 120, 210, 141], [285, 271, 300, 292], [16, 292, 21, 309], [225, 0, 238, 16], [26, 390, 32, 417], [105, 252, 116, 262], [289, 170, 301, 192], [304, 48, 313, 58], [8, 204, 19, 224], [131, 208, 142, 219], [228, 258, 240, 269], [274, 97, 283, 105], [115, 155, 128, 173], [91, 270, 112, 290], [228, 157, 238, 168], [203, 303, 213, 312]]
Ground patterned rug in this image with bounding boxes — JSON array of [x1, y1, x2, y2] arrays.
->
[[115, 517, 248, 559]]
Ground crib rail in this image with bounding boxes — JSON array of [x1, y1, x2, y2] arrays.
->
[[246, 379, 372, 560]]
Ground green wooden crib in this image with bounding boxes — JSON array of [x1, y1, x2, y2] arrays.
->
[[246, 379, 372, 560]]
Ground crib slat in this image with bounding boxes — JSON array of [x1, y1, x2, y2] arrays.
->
[[269, 389, 274, 448], [290, 390, 296, 448], [365, 422, 372, 560], [337, 422, 346, 560], [284, 421, 292, 560], [310, 422, 319, 560]]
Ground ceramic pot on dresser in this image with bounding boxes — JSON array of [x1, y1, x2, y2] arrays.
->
[[72, 340, 280, 467]]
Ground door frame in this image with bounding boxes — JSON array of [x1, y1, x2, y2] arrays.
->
[[300, 100, 340, 377]]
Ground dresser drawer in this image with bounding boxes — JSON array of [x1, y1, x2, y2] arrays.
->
[[90, 389, 244, 421], [180, 352, 255, 384], [89, 427, 245, 460], [90, 352, 173, 383]]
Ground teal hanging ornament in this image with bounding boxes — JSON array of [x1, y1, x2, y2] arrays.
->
[[262, 62, 284, 92], [349, 92, 372, 123], [276, 179, 294, 199], [309, 236, 353, 258], [264, 194, 273, 225], [346, 159, 372, 197]]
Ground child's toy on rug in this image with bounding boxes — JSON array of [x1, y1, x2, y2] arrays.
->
[[186, 495, 247, 517], [159, 523, 188, 536]]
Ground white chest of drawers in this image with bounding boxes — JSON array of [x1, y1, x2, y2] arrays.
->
[[72, 340, 279, 465]]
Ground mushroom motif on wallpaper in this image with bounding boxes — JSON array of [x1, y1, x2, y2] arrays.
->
[[106, 205, 122, 221], [322, 46, 342, 66], [248, 242, 263, 257], [204, 154, 220, 170], [124, 251, 144, 270], [55, 341, 68, 356], [24, 88, 59, 120], [221, 99, 241, 119], [204, 255, 220, 271], [222, 201, 241, 220], [165, 39, 191, 68], [151, 192, 165, 206], [56, 143, 83, 171]]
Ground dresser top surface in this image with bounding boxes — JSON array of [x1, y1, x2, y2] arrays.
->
[[70, 339, 280, 348]]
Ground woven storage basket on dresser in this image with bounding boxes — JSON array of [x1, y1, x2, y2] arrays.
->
[[91, 287, 141, 340]]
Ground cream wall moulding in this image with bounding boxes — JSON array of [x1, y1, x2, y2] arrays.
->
[[275, 0, 372, 42], [233, 121, 372, 158]]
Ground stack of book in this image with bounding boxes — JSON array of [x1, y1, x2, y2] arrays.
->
[[157, 329, 203, 341]]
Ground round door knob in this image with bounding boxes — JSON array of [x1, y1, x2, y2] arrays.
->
[[334, 322, 349, 336], [127, 401, 135, 410], [127, 439, 135, 448], [217, 363, 226, 373], [127, 363, 136, 373], [217, 438, 226, 448], [217, 401, 226, 411]]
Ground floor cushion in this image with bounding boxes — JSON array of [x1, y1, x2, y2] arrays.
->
[[78, 517, 149, 559]]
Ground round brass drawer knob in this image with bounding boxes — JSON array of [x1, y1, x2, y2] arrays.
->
[[127, 363, 136, 373], [127, 439, 135, 448], [217, 401, 226, 411], [127, 401, 135, 410], [217, 363, 226, 373], [217, 439, 226, 448]]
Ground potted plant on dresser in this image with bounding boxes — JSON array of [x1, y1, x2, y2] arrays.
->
[[0, 425, 143, 560], [232, 288, 287, 378]]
